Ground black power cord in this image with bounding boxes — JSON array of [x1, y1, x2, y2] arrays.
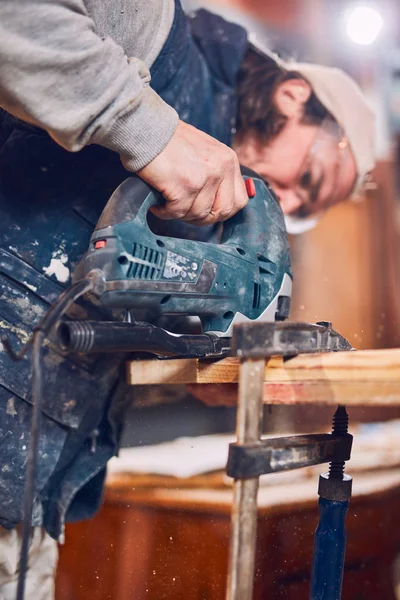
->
[[2, 278, 93, 600], [16, 329, 45, 600]]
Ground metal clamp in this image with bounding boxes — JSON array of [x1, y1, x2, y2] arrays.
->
[[231, 321, 352, 359], [227, 433, 353, 479], [225, 321, 353, 600]]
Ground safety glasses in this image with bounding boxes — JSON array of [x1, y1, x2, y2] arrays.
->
[[292, 117, 351, 219]]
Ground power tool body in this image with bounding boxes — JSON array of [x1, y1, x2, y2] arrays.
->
[[59, 167, 293, 358]]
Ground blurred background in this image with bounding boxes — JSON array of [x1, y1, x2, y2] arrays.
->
[[56, 2, 400, 599]]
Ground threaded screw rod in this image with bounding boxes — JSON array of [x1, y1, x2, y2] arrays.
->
[[329, 405, 349, 480]]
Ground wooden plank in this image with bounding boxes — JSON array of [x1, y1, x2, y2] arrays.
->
[[127, 356, 282, 386], [126, 349, 400, 406]]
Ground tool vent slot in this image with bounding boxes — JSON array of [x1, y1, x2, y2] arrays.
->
[[258, 255, 276, 275], [253, 283, 261, 309], [127, 244, 163, 280]]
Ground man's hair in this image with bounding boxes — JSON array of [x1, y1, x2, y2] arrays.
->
[[235, 46, 333, 141]]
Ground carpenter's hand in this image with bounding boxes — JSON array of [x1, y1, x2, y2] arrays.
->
[[187, 384, 238, 407], [138, 121, 248, 226]]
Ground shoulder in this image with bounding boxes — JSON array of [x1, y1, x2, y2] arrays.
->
[[188, 9, 249, 84]]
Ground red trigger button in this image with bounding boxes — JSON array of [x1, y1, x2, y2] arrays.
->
[[245, 178, 256, 198]]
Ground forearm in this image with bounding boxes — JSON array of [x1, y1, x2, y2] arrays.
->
[[0, 0, 178, 170]]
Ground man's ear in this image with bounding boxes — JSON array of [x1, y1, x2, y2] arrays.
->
[[273, 79, 312, 119]]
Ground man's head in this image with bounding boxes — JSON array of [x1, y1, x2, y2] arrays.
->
[[233, 46, 375, 233]]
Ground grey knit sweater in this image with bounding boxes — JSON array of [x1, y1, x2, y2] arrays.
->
[[0, 0, 177, 171]]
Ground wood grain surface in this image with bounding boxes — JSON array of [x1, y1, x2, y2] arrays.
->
[[127, 349, 400, 406]]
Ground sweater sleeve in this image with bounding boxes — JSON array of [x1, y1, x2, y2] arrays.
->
[[0, 0, 178, 171]]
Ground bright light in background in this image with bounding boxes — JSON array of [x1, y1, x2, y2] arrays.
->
[[345, 5, 383, 46]]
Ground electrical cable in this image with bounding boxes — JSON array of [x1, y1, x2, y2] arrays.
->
[[2, 279, 94, 361], [15, 330, 45, 600], [1, 278, 93, 600]]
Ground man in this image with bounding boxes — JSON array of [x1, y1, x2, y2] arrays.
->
[[0, 1, 375, 598]]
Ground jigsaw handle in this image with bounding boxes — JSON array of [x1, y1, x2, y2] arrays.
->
[[95, 170, 283, 256]]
